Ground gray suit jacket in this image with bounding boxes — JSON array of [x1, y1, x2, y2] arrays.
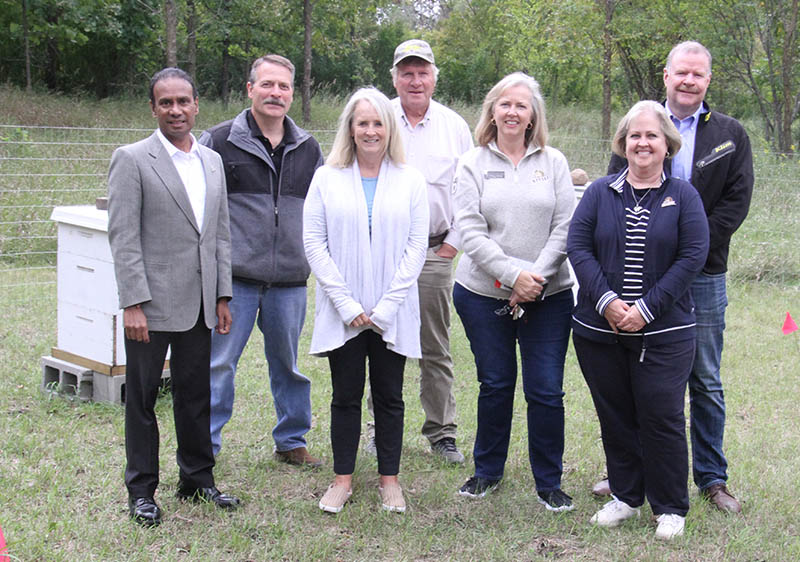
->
[[107, 132, 232, 332]]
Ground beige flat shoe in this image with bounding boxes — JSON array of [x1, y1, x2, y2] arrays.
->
[[319, 483, 352, 513], [378, 483, 406, 513]]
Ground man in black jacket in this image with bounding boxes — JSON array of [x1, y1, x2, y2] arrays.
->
[[200, 55, 324, 466], [605, 41, 753, 513]]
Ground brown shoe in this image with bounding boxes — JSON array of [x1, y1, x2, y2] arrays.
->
[[274, 446, 323, 468], [702, 483, 741, 513], [592, 478, 612, 497]]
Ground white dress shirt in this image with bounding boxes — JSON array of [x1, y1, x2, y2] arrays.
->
[[156, 129, 207, 231]]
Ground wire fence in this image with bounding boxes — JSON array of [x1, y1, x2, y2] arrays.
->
[[1, 124, 798, 307]]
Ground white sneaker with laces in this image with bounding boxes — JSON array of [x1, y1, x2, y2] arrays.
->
[[589, 498, 640, 527], [655, 513, 685, 540]]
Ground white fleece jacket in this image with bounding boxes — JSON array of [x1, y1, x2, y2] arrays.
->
[[453, 142, 574, 300], [303, 158, 429, 357]]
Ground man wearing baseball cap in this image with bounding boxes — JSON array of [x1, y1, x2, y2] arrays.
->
[[365, 39, 473, 464]]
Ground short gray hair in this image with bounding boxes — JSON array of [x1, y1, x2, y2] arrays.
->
[[611, 100, 682, 159], [665, 41, 712, 75], [249, 54, 296, 85], [326, 87, 405, 168]]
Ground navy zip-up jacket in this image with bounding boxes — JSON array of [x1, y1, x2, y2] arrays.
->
[[609, 102, 753, 274], [567, 169, 709, 347]]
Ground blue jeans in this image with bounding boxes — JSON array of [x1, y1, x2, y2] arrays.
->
[[689, 272, 729, 490], [454, 284, 572, 490], [209, 280, 311, 455]]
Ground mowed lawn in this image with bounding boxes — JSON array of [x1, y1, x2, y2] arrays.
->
[[1, 88, 799, 560], [0, 274, 798, 561]]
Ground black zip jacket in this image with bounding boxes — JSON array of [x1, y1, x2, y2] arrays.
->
[[200, 110, 324, 286]]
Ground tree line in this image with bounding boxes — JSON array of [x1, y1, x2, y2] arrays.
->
[[1, 0, 798, 152]]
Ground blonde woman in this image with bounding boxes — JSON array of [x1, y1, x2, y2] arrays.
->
[[452, 73, 575, 511], [303, 87, 428, 514]]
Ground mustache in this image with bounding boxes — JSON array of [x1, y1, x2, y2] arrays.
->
[[263, 97, 286, 107]]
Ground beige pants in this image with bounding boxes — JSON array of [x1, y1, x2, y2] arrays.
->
[[368, 247, 458, 444]]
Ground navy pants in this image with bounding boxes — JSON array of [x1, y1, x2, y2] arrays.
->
[[454, 283, 572, 491], [574, 333, 694, 516]]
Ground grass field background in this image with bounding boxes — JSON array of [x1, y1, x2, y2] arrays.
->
[[1, 85, 799, 560]]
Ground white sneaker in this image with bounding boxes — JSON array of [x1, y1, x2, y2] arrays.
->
[[589, 498, 640, 527], [655, 513, 685, 540]]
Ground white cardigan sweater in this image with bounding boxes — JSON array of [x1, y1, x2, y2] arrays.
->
[[303, 159, 429, 358]]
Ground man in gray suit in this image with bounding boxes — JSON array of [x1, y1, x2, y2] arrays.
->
[[108, 68, 240, 527]]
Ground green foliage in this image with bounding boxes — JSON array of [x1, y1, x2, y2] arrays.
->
[[1, 0, 799, 150]]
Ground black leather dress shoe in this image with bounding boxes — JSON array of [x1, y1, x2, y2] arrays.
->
[[128, 496, 162, 527], [176, 485, 241, 510]]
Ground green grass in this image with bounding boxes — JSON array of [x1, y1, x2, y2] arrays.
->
[[1, 85, 800, 560], [2, 273, 799, 560]]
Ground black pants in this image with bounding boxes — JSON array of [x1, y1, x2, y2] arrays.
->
[[124, 310, 215, 497], [327, 330, 406, 475], [574, 334, 694, 516]]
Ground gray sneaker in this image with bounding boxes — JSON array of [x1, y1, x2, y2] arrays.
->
[[431, 437, 465, 464]]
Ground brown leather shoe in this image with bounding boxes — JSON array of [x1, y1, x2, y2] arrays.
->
[[274, 446, 323, 468], [592, 478, 612, 496], [702, 483, 741, 513]]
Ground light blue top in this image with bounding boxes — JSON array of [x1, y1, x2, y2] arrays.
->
[[666, 102, 703, 182], [361, 176, 378, 232]]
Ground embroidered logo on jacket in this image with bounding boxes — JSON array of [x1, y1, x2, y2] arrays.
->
[[661, 196, 677, 207], [531, 170, 550, 182]]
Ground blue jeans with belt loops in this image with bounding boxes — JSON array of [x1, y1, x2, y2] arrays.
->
[[209, 280, 311, 455], [689, 272, 730, 490], [454, 283, 572, 491]]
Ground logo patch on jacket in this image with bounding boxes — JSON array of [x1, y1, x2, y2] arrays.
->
[[696, 140, 735, 169], [531, 169, 550, 182], [661, 196, 677, 207]]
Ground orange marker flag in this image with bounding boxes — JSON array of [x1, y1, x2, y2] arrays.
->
[[783, 312, 798, 335], [0, 523, 8, 562]]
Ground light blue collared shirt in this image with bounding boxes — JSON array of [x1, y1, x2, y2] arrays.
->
[[666, 103, 703, 182]]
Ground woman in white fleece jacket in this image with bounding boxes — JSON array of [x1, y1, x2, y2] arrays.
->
[[452, 73, 575, 511], [303, 87, 428, 514]]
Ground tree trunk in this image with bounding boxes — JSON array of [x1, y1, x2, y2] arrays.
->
[[185, 0, 197, 81], [600, 0, 614, 140], [219, 0, 231, 105], [302, 0, 313, 124], [779, 0, 798, 154], [164, 0, 178, 67], [22, 0, 32, 91], [221, 37, 231, 105], [44, 9, 60, 90]]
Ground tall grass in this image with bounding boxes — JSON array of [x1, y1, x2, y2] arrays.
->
[[1, 85, 799, 560]]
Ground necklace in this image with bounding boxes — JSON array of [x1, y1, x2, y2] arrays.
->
[[630, 185, 655, 213]]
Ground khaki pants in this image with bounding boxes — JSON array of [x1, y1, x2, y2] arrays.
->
[[368, 247, 457, 444]]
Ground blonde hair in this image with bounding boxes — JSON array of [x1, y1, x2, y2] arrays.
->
[[611, 100, 682, 159], [327, 87, 405, 168], [474, 72, 548, 148]]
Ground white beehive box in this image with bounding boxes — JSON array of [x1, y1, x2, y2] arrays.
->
[[49, 205, 169, 375]]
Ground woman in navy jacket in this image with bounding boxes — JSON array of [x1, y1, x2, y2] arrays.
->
[[567, 101, 708, 540]]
